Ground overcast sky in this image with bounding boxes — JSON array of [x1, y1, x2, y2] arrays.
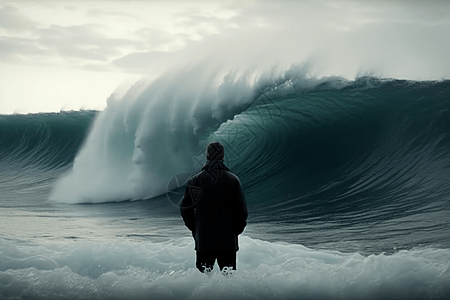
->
[[1, 0, 449, 114]]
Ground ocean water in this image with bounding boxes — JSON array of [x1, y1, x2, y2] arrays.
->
[[1, 73, 450, 299]]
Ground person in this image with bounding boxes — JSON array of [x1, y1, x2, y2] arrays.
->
[[180, 141, 248, 273]]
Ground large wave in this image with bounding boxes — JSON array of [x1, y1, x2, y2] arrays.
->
[[2, 73, 448, 252], [2, 70, 449, 223], [48, 65, 304, 203], [46, 66, 450, 209]]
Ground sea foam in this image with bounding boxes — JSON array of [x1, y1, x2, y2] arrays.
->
[[1, 237, 449, 300]]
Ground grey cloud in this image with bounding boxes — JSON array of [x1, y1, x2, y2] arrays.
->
[[346, 0, 450, 24], [82, 63, 113, 72], [174, 10, 242, 36], [0, 5, 36, 31], [134, 27, 179, 50], [3, 0, 448, 80], [64, 5, 77, 12], [0, 11, 142, 64], [0, 5, 149, 64], [37, 24, 136, 61], [1, 3, 244, 69], [87, 8, 137, 19], [177, 12, 234, 27], [0, 36, 47, 60]]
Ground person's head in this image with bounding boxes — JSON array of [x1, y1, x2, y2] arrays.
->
[[206, 141, 224, 162]]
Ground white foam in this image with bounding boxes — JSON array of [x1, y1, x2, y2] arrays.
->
[[1, 237, 449, 300]]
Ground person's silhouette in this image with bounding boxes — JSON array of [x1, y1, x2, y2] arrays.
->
[[180, 141, 248, 273]]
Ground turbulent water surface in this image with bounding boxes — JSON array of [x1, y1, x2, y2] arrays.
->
[[1, 76, 450, 299]]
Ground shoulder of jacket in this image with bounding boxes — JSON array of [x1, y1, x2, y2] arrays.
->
[[188, 171, 203, 185], [225, 171, 241, 183]]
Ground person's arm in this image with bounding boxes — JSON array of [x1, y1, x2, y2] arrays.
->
[[234, 179, 248, 235], [180, 180, 196, 233]]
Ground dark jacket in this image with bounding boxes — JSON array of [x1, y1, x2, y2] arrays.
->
[[180, 160, 248, 252]]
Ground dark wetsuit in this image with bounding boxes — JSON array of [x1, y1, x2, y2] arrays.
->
[[180, 160, 247, 272]]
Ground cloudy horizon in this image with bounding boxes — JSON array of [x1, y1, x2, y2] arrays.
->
[[1, 0, 449, 114]]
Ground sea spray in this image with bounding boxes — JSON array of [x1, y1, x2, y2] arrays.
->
[[48, 65, 305, 203]]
